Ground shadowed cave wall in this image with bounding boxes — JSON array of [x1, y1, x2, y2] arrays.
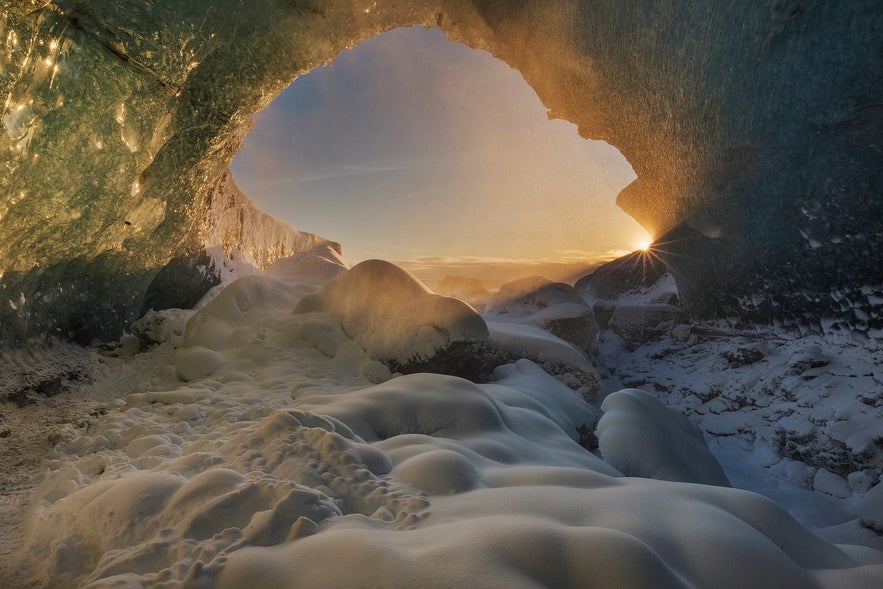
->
[[0, 0, 880, 343]]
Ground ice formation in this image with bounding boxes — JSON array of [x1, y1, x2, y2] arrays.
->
[[1, 1, 880, 341], [6, 253, 883, 587]]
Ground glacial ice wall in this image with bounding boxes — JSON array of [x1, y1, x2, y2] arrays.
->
[[1, 0, 880, 343]]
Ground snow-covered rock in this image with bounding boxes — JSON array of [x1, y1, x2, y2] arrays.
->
[[607, 303, 681, 345], [855, 483, 883, 531], [814, 469, 853, 499], [575, 249, 674, 303], [130, 308, 194, 348], [486, 276, 599, 356], [294, 260, 489, 368], [597, 388, 730, 486]]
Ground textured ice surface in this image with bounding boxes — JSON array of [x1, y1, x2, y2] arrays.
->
[[2, 0, 880, 342]]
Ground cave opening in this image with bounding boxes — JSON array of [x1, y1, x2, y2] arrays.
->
[[231, 26, 647, 290]]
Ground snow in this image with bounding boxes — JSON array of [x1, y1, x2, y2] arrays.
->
[[597, 388, 731, 486], [487, 321, 591, 369], [486, 275, 586, 315], [264, 244, 348, 286], [598, 321, 883, 550], [2, 251, 882, 588], [294, 259, 489, 365]]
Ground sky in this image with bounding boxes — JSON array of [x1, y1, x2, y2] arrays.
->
[[230, 26, 647, 282]]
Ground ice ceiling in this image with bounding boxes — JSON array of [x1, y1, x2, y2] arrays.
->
[[0, 0, 880, 343]]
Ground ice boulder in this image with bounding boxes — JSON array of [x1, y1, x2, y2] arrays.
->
[[486, 276, 598, 356], [597, 389, 730, 486], [293, 260, 488, 370]]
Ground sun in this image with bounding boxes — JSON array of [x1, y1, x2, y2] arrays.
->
[[637, 239, 652, 251]]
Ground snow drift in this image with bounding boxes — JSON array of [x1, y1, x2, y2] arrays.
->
[[7, 257, 883, 588]]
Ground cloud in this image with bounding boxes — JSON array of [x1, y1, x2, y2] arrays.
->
[[393, 251, 628, 290]]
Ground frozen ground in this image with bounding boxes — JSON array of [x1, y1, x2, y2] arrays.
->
[[597, 320, 883, 551], [0, 251, 881, 588]]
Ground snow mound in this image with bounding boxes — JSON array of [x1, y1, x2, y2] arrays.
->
[[598, 388, 731, 486], [294, 260, 489, 366], [265, 244, 349, 286], [486, 276, 599, 355], [183, 274, 302, 352]]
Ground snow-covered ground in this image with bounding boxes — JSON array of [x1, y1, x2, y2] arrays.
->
[[597, 320, 883, 551], [1, 251, 881, 588]]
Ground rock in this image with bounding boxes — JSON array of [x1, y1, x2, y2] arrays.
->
[[487, 277, 599, 356], [608, 304, 681, 345], [575, 250, 671, 302], [294, 260, 489, 373]]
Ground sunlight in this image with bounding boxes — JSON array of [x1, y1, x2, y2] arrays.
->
[[232, 26, 640, 269]]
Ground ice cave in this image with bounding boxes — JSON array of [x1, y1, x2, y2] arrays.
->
[[0, 1, 881, 588]]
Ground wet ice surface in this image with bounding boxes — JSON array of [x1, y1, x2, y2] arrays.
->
[[3, 253, 882, 588]]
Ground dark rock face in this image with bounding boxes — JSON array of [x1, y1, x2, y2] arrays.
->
[[575, 250, 670, 302], [1, 1, 880, 342]]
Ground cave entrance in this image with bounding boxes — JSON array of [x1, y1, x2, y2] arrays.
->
[[231, 26, 646, 289]]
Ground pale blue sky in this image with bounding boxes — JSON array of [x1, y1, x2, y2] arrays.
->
[[230, 26, 645, 265]]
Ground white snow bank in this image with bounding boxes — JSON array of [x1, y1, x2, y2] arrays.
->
[[598, 388, 731, 486], [294, 260, 488, 365], [207, 477, 882, 589], [12, 342, 883, 589]]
